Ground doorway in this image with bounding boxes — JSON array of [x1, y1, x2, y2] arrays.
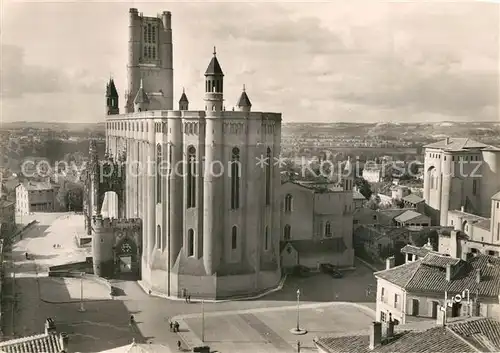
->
[[430, 301, 439, 319], [451, 302, 462, 317], [119, 256, 132, 273], [411, 299, 420, 316]]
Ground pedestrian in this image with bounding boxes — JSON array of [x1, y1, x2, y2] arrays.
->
[[177, 340, 181, 350], [187, 295, 191, 303], [148, 289, 152, 295], [174, 321, 179, 332], [25, 252, 29, 260], [169, 321, 173, 332], [130, 315, 134, 326]]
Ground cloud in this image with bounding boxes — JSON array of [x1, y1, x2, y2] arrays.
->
[[1, 1, 499, 123], [0, 44, 104, 99]]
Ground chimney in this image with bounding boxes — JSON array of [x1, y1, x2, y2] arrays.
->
[[386, 256, 395, 270], [59, 332, 69, 352], [450, 231, 458, 258], [386, 313, 394, 338], [445, 137, 450, 145], [475, 269, 481, 283], [460, 206, 464, 212], [369, 322, 382, 350], [446, 264, 452, 281]]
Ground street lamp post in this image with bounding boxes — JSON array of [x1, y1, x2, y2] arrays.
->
[[201, 299, 205, 343], [78, 272, 86, 312], [290, 289, 307, 335], [296, 289, 300, 331]]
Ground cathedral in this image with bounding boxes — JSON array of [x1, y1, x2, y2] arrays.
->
[[86, 8, 282, 299]]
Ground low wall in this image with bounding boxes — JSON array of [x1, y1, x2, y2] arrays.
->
[[11, 220, 37, 240], [48, 271, 114, 296]]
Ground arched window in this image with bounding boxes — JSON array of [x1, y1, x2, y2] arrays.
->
[[212, 105, 216, 111], [148, 47, 152, 59], [156, 225, 161, 249], [284, 224, 291, 241], [231, 147, 240, 210], [231, 226, 237, 250], [151, 26, 156, 44], [156, 144, 162, 203], [187, 229, 194, 256], [144, 26, 147, 41], [325, 222, 332, 237], [265, 147, 271, 205], [147, 24, 152, 43], [187, 146, 196, 208], [207, 81, 211, 93], [264, 226, 269, 251], [152, 46, 156, 59], [284, 194, 292, 212]]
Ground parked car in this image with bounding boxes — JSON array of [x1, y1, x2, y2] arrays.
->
[[290, 265, 310, 277], [320, 263, 336, 273], [329, 270, 343, 278], [320, 263, 343, 278]]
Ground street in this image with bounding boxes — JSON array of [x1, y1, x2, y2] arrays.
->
[[2, 213, 376, 352]]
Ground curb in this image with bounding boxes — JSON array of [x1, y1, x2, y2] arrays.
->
[[137, 274, 287, 303], [40, 298, 112, 304]]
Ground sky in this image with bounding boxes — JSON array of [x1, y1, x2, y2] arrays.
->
[[1, 0, 500, 123]]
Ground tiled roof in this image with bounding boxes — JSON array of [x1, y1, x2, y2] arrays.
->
[[0, 199, 14, 208], [448, 317, 500, 352], [492, 191, 500, 201], [21, 181, 54, 191], [401, 194, 424, 204], [424, 138, 488, 151], [421, 252, 462, 267], [475, 219, 492, 231], [355, 225, 410, 242], [99, 342, 173, 353], [400, 245, 432, 258], [375, 253, 500, 298], [290, 180, 343, 193], [394, 210, 425, 223], [280, 238, 347, 254], [314, 326, 474, 353], [0, 333, 62, 353], [377, 209, 408, 220], [447, 209, 488, 223], [353, 191, 366, 200]]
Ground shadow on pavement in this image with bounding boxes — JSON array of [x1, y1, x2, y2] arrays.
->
[[254, 260, 377, 304], [4, 276, 147, 352]]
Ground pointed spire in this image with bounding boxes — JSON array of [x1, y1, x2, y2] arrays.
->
[[134, 79, 149, 104], [213, 46, 217, 56], [205, 47, 224, 76], [237, 85, 252, 108], [179, 87, 189, 103], [106, 77, 118, 98]]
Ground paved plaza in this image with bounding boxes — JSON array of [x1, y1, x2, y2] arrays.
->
[[2, 213, 377, 352], [176, 302, 374, 352]]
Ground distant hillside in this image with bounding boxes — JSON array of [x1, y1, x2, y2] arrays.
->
[[0, 121, 105, 132], [282, 121, 500, 144]]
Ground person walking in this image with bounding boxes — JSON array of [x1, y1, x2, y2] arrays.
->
[[169, 321, 173, 332], [177, 340, 182, 350], [187, 295, 191, 303]]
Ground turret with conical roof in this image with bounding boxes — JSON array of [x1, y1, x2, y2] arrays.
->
[[343, 156, 354, 191], [179, 88, 189, 110], [134, 79, 150, 112], [204, 47, 224, 112], [236, 84, 252, 112], [106, 78, 119, 115]]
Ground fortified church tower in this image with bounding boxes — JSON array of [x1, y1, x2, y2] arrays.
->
[[84, 8, 283, 299]]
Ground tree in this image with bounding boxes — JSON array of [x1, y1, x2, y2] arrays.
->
[[367, 194, 381, 210], [354, 177, 373, 199]]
